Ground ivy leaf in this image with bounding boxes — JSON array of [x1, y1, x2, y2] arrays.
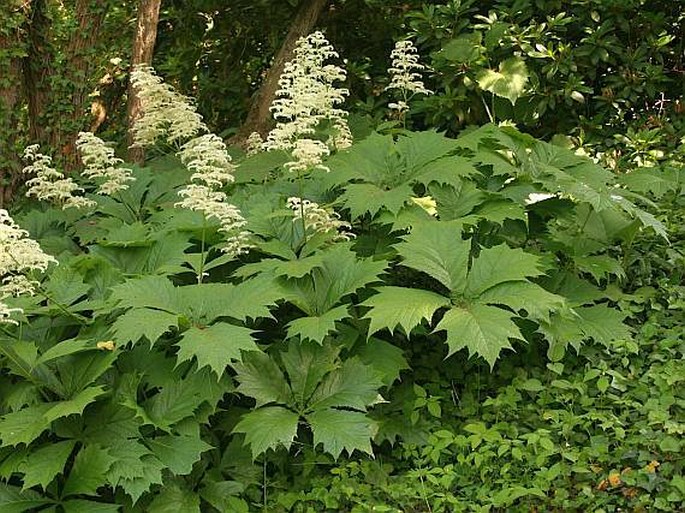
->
[[435, 304, 522, 367], [233, 406, 300, 458], [281, 342, 339, 409], [477, 57, 529, 105], [286, 305, 350, 344], [464, 244, 544, 298], [148, 484, 201, 513], [0, 483, 50, 513], [234, 351, 292, 407], [362, 286, 450, 336], [306, 409, 376, 459], [398, 221, 470, 291], [0, 404, 51, 446], [146, 433, 212, 475], [307, 358, 383, 412], [43, 386, 106, 423], [20, 440, 76, 491], [176, 323, 258, 377], [62, 445, 116, 497], [112, 308, 179, 346]]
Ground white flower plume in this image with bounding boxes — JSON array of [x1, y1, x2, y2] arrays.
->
[[76, 132, 135, 195], [287, 197, 353, 241], [265, 31, 352, 172], [130, 65, 205, 147], [22, 145, 96, 210], [386, 39, 432, 113], [178, 134, 236, 189], [0, 209, 57, 324]]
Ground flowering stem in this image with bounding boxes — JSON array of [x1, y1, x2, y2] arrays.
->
[[298, 173, 308, 252], [198, 217, 207, 284]]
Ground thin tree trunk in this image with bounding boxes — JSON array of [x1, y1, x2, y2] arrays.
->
[[24, 0, 52, 147], [127, 0, 162, 164], [0, 1, 31, 206], [231, 0, 328, 147]]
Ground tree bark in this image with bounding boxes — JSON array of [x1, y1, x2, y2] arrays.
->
[[231, 0, 329, 148], [24, 0, 110, 170], [127, 0, 162, 164], [0, 1, 31, 206]]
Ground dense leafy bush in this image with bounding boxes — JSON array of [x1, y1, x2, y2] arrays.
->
[[0, 13, 682, 512]]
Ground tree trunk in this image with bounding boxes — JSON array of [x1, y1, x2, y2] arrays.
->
[[127, 0, 162, 164], [0, 1, 31, 206], [25, 0, 109, 171], [231, 0, 329, 148]]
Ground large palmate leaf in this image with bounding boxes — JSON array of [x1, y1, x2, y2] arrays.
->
[[307, 409, 376, 459], [146, 432, 212, 475], [148, 484, 201, 513], [62, 445, 116, 497], [286, 305, 350, 344], [397, 220, 470, 291], [233, 351, 292, 407], [0, 483, 50, 513], [362, 287, 450, 336], [435, 304, 521, 366], [463, 244, 544, 298], [19, 440, 76, 490], [280, 244, 386, 318], [307, 358, 383, 412], [0, 404, 52, 446], [234, 344, 383, 459], [233, 406, 300, 458], [280, 342, 339, 409], [324, 131, 476, 220], [364, 220, 562, 366], [175, 323, 258, 377]]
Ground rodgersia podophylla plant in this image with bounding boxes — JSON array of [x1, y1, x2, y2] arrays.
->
[[0, 209, 57, 324], [265, 31, 352, 173], [76, 132, 135, 195], [129, 65, 206, 147], [130, 65, 250, 259], [385, 39, 432, 115], [21, 145, 96, 210], [287, 197, 353, 241]]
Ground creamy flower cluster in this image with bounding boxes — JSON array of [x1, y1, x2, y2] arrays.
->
[[287, 197, 353, 241], [129, 65, 205, 147], [22, 145, 96, 209], [0, 209, 57, 324], [266, 32, 352, 173], [76, 132, 135, 195], [386, 40, 432, 113], [245, 132, 264, 156], [130, 65, 251, 257], [178, 134, 236, 188], [175, 134, 250, 256]]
